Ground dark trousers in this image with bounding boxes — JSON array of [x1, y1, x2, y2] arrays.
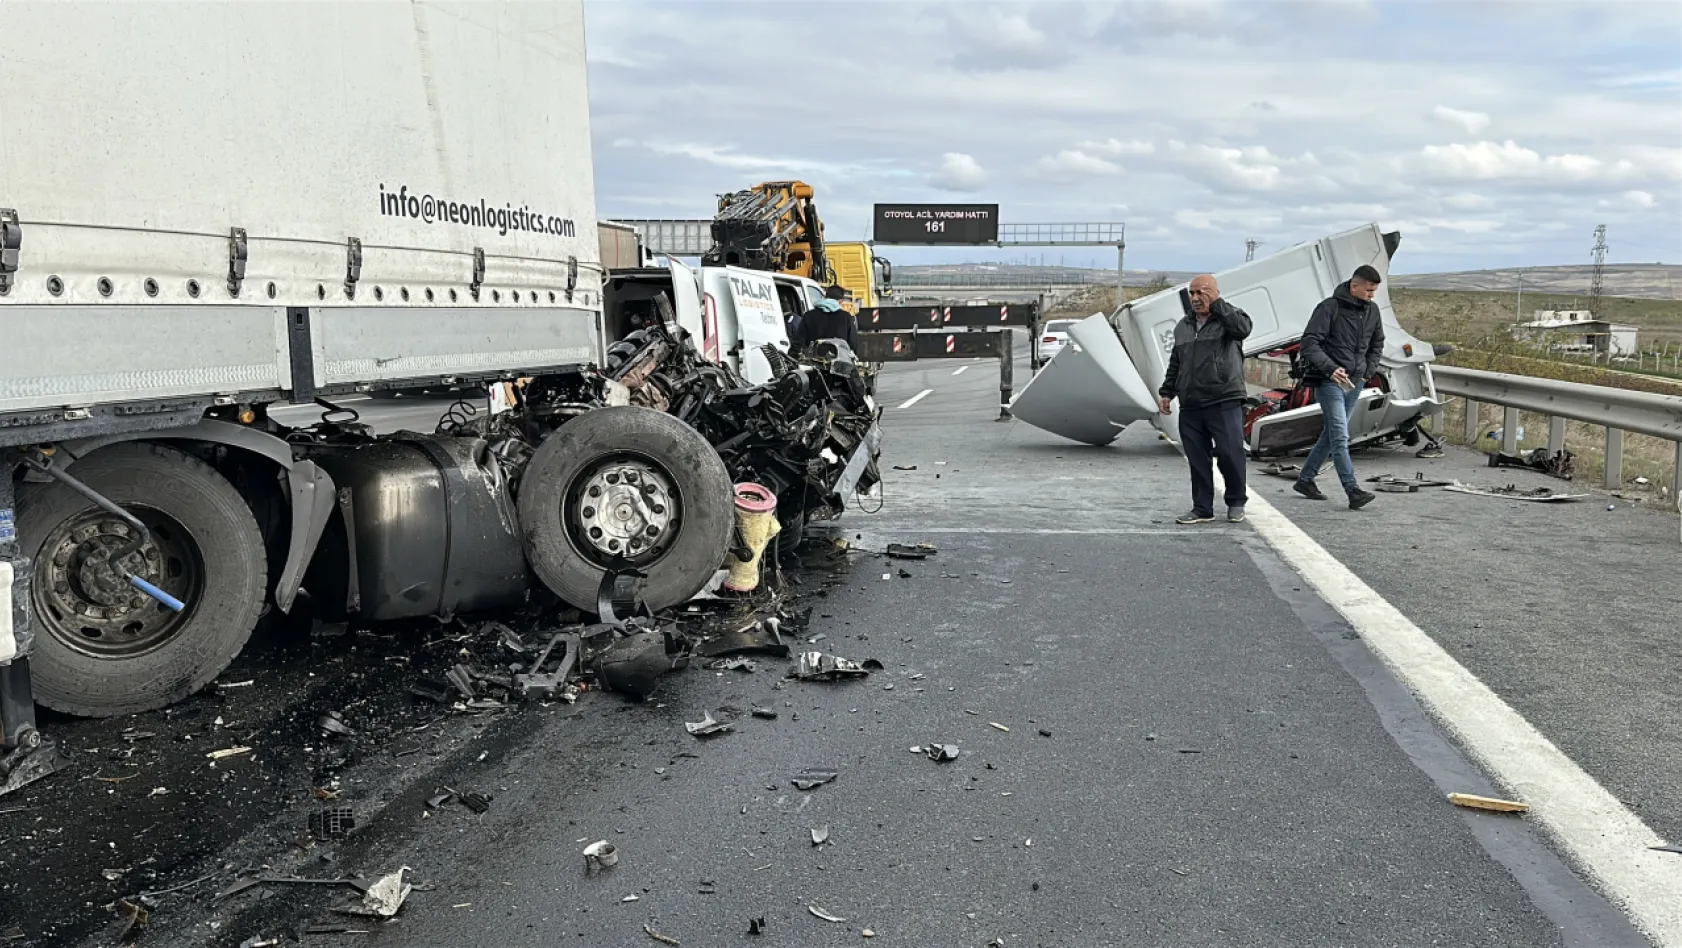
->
[[1179, 400, 1249, 515]]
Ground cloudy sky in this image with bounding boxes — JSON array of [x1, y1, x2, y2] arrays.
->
[[584, 0, 1681, 274]]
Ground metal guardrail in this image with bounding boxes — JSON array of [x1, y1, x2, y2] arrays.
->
[[1429, 365, 1682, 523]]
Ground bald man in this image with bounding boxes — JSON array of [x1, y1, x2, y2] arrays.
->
[[1158, 274, 1253, 524]]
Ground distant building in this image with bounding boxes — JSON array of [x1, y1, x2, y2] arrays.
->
[[1512, 311, 1638, 356]]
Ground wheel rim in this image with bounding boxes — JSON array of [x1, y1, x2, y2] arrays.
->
[[33, 505, 204, 659], [564, 453, 682, 568]]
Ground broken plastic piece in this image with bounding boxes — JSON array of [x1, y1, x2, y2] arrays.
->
[[344, 868, 412, 918], [685, 712, 734, 738], [924, 744, 960, 762], [748, 917, 767, 935], [317, 711, 357, 738], [1447, 792, 1528, 813], [706, 657, 757, 673], [989, 722, 1010, 733], [791, 768, 838, 791], [206, 746, 252, 760], [886, 542, 937, 560], [809, 905, 847, 923], [811, 825, 830, 846], [750, 707, 779, 720], [425, 792, 455, 809], [460, 792, 492, 814]]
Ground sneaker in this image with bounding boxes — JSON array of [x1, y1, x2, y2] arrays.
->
[[1175, 509, 1215, 524], [1227, 506, 1246, 523], [1348, 489, 1376, 510], [1292, 480, 1327, 501]]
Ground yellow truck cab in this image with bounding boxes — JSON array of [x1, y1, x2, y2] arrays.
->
[[826, 242, 892, 308]]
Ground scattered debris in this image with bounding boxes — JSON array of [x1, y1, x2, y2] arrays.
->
[[791, 651, 879, 681], [811, 825, 830, 846], [1448, 792, 1528, 813], [102, 868, 128, 882], [748, 917, 767, 935], [1489, 446, 1575, 480], [1445, 482, 1587, 502], [892, 464, 917, 471], [915, 744, 960, 762], [791, 769, 839, 791], [697, 617, 790, 658], [305, 924, 374, 936], [989, 722, 1010, 733], [120, 730, 158, 744], [750, 707, 779, 720], [809, 905, 847, 923], [1650, 844, 1682, 855], [644, 924, 682, 946], [698, 880, 717, 895], [705, 657, 757, 673], [685, 711, 734, 738], [1635, 476, 1651, 487], [459, 791, 492, 814], [112, 898, 149, 940], [309, 805, 356, 840], [218, 875, 370, 901], [1368, 473, 1453, 493], [864, 929, 876, 938], [238, 937, 281, 948], [206, 746, 252, 761], [622, 894, 640, 903], [584, 840, 620, 870], [1260, 462, 1301, 479], [1038, 729, 1052, 738], [335, 867, 412, 918], [317, 711, 357, 738], [886, 542, 937, 560]]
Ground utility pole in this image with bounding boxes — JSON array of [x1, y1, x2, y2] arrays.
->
[[1245, 239, 1261, 263], [1515, 270, 1524, 324], [1590, 224, 1608, 318]]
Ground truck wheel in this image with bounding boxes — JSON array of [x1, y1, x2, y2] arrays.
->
[[19, 443, 267, 717], [518, 407, 733, 612]]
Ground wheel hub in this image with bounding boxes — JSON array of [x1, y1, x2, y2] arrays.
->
[[573, 460, 677, 560], [36, 510, 196, 657]]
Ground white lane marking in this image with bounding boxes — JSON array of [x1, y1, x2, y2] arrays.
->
[[1239, 486, 1682, 943], [898, 389, 934, 410], [952, 366, 970, 376]]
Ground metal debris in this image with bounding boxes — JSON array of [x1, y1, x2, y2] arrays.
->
[[1489, 446, 1575, 480], [791, 768, 839, 791], [459, 792, 492, 814], [309, 805, 356, 840], [1445, 482, 1588, 502], [750, 707, 779, 720], [918, 744, 960, 762], [705, 657, 758, 673], [335, 868, 411, 919], [809, 905, 847, 923], [886, 542, 937, 560], [989, 722, 1010, 733], [584, 840, 620, 870], [685, 712, 734, 738], [644, 924, 681, 946], [791, 651, 881, 681], [205, 746, 252, 760]]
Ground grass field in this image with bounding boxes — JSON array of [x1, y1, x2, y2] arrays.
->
[[1390, 288, 1682, 349]]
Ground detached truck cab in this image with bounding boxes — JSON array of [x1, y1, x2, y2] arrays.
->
[[0, 1, 748, 787]]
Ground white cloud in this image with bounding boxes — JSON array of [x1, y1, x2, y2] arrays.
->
[[931, 152, 987, 192], [1432, 105, 1491, 134], [1167, 141, 1321, 192], [1442, 193, 1494, 210], [1031, 149, 1123, 179], [1415, 140, 1657, 183], [1078, 138, 1157, 157], [1625, 189, 1657, 207]]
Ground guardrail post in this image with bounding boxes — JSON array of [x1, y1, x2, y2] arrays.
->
[[1605, 428, 1624, 489], [1673, 440, 1682, 503], [997, 329, 1014, 421], [1548, 416, 1566, 454], [1502, 407, 1519, 454], [1463, 399, 1480, 442]]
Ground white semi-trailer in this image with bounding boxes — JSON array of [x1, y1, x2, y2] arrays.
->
[[0, 1, 873, 790]]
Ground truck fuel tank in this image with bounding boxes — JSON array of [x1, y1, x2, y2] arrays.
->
[[304, 436, 529, 622]]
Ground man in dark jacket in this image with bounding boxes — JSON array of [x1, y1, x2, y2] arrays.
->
[[790, 284, 860, 355], [1293, 264, 1386, 509], [1158, 274, 1253, 524]]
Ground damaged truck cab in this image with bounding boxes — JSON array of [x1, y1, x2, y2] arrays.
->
[[0, 0, 881, 793]]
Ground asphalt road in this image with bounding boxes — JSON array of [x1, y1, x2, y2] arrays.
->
[[14, 341, 1669, 947]]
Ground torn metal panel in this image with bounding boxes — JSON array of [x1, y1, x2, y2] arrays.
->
[[1009, 313, 1159, 446]]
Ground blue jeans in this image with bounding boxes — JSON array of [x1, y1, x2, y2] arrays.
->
[[1299, 381, 1363, 493]]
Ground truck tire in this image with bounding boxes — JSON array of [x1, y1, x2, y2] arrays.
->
[[19, 443, 267, 717], [518, 407, 732, 612]]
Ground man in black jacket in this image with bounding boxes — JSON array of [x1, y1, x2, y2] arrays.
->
[[790, 284, 860, 355], [1293, 264, 1386, 509], [1158, 274, 1253, 524]]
